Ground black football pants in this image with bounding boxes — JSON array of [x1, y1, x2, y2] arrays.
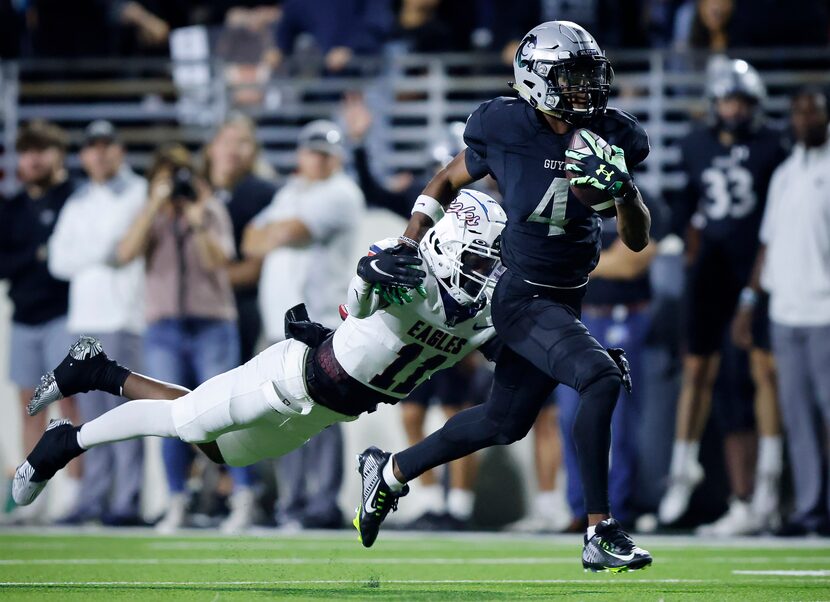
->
[[394, 269, 622, 515]]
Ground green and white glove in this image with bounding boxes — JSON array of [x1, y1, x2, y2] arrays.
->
[[373, 283, 428, 306], [565, 131, 632, 197]]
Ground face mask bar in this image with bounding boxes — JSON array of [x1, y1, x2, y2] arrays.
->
[[534, 58, 612, 122], [437, 238, 502, 305]]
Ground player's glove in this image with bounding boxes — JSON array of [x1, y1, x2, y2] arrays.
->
[[565, 131, 632, 197], [607, 347, 633, 394], [357, 243, 427, 306]]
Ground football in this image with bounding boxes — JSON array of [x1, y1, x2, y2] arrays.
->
[[566, 128, 618, 218]]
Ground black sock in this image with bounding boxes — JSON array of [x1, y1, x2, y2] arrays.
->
[[29, 424, 85, 481], [97, 360, 131, 397]]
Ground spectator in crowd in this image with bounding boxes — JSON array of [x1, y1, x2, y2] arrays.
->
[[217, 6, 282, 106], [343, 91, 438, 218], [508, 398, 571, 533], [400, 357, 484, 531], [48, 120, 146, 525], [204, 113, 276, 364], [116, 144, 242, 533], [243, 120, 365, 529], [734, 87, 830, 536], [387, 0, 454, 54], [673, 0, 734, 52], [558, 201, 662, 531], [267, 0, 393, 73], [659, 61, 788, 533], [0, 121, 80, 524]]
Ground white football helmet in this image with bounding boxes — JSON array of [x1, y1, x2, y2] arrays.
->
[[510, 21, 613, 123], [420, 189, 507, 307]]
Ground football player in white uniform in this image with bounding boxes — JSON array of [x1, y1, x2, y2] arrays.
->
[[12, 190, 507, 516]]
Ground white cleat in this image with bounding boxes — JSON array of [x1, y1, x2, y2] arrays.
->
[[696, 498, 760, 536], [28, 336, 104, 416], [12, 419, 75, 506], [658, 461, 704, 525]]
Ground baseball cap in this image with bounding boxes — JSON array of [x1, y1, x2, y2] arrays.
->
[[83, 120, 119, 146], [297, 120, 344, 156]]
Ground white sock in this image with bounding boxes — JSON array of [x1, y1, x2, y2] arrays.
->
[[77, 399, 178, 449], [420, 484, 446, 514], [535, 490, 558, 519], [382, 456, 405, 492], [670, 440, 700, 476], [586, 525, 596, 539], [757, 436, 783, 476], [447, 488, 474, 521]]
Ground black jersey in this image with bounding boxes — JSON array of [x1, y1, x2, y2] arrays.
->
[[677, 124, 787, 260], [464, 97, 649, 288]]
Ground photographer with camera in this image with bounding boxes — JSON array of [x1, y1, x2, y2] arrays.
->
[[117, 144, 241, 532]]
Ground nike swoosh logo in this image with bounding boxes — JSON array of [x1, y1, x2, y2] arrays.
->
[[370, 259, 394, 278], [364, 480, 380, 514], [604, 548, 635, 562], [472, 323, 491, 331]]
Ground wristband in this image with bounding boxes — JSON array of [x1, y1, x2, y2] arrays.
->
[[411, 194, 445, 224], [739, 287, 758, 308], [398, 235, 419, 250], [614, 181, 638, 206]]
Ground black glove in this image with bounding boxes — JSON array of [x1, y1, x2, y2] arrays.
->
[[357, 243, 426, 288], [284, 303, 333, 348], [607, 347, 632, 394]]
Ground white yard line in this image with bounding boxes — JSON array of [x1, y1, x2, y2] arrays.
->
[[733, 570, 830, 577], [0, 557, 581, 565], [0, 579, 713, 587]]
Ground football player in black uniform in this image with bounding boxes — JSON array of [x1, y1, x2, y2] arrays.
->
[[355, 21, 653, 572], [658, 59, 787, 532]]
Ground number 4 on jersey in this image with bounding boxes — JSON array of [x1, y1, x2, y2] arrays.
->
[[527, 177, 570, 236]]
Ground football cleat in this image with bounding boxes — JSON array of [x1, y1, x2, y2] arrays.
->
[[353, 446, 408, 548], [582, 518, 652, 573], [13, 419, 84, 506], [28, 336, 105, 416]]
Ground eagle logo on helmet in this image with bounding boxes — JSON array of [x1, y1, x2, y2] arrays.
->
[[516, 34, 537, 70]]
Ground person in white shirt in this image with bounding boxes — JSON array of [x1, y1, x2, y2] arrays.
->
[[733, 87, 830, 535], [243, 120, 365, 528], [47, 120, 147, 525]]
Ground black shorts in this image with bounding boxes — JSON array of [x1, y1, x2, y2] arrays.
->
[[685, 243, 753, 355], [751, 293, 771, 351]]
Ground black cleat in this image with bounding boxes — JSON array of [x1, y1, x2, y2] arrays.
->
[[353, 446, 408, 548], [582, 518, 653, 573], [28, 336, 110, 416], [13, 419, 84, 506]]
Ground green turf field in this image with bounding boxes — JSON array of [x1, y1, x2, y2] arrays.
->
[[0, 530, 828, 600]]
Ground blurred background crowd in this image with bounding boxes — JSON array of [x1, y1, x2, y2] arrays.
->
[[1, 0, 830, 538]]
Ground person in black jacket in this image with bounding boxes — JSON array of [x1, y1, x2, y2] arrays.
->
[[0, 121, 79, 523]]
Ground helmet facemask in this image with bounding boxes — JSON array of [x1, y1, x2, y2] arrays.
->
[[446, 239, 502, 306], [534, 57, 613, 124]]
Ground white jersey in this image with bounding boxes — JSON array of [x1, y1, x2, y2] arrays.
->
[[332, 239, 496, 400]]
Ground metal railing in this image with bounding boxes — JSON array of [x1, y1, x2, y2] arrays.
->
[[1, 48, 830, 198]]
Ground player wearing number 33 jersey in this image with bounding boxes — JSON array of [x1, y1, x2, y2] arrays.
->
[[12, 191, 505, 511]]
